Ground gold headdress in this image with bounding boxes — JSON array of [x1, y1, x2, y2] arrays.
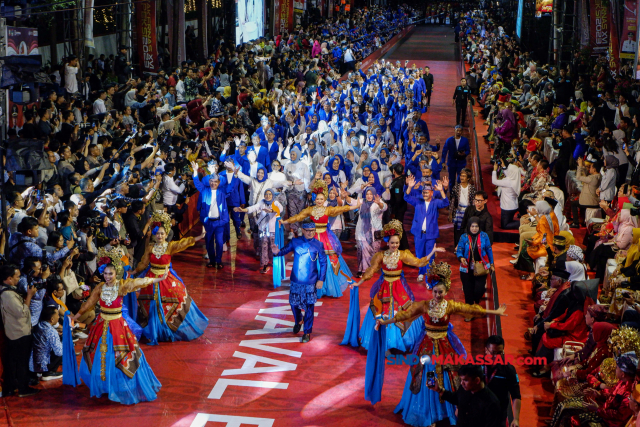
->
[[427, 262, 452, 291], [97, 246, 126, 279], [151, 210, 172, 234], [608, 325, 640, 357], [382, 220, 403, 240], [311, 179, 328, 199]]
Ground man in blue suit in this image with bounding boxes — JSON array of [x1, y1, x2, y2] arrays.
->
[[192, 162, 229, 269], [265, 128, 280, 168], [404, 175, 449, 282], [221, 160, 246, 238], [249, 133, 270, 172], [440, 125, 470, 188], [273, 220, 327, 343]]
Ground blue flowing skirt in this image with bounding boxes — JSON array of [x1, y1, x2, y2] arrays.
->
[[359, 309, 424, 353], [140, 265, 209, 345], [394, 324, 467, 427], [79, 330, 161, 405], [317, 254, 353, 298], [121, 300, 143, 341]]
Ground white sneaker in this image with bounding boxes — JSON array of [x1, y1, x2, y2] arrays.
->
[[417, 274, 424, 282], [511, 255, 518, 259], [204, 253, 209, 260], [509, 259, 517, 265], [223, 243, 228, 252], [75, 331, 88, 339], [288, 232, 295, 239]]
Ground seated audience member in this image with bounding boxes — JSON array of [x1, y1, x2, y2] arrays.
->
[[29, 306, 63, 381]]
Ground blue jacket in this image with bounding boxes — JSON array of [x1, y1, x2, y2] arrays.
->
[[441, 136, 470, 167], [455, 231, 494, 273], [248, 145, 270, 171], [404, 192, 449, 239], [276, 236, 327, 285], [221, 171, 246, 207], [194, 175, 230, 226]]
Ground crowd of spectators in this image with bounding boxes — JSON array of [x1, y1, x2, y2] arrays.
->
[[0, 5, 447, 398], [461, 8, 640, 426]]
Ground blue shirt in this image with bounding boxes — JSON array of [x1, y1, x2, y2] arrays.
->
[[29, 321, 63, 372], [18, 276, 46, 326], [8, 233, 70, 268]]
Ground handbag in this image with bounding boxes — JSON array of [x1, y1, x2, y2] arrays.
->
[[470, 237, 489, 277]]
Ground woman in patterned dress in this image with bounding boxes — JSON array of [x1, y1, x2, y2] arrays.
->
[[71, 265, 167, 404], [282, 180, 360, 298], [134, 211, 209, 345], [377, 263, 507, 427], [353, 220, 445, 352]]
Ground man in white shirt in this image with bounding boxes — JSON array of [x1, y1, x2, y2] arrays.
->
[[343, 44, 356, 73], [162, 164, 185, 208], [175, 73, 186, 103], [64, 56, 79, 95], [93, 90, 107, 115]]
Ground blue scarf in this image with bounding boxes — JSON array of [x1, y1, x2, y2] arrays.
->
[[256, 166, 268, 183], [329, 155, 344, 178], [359, 187, 378, 244]]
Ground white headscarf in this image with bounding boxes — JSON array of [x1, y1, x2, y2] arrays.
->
[[504, 164, 521, 196]]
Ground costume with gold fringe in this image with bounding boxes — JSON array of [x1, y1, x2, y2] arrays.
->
[[284, 179, 355, 298], [391, 262, 488, 427], [75, 268, 161, 404], [357, 220, 432, 352], [134, 211, 209, 345]]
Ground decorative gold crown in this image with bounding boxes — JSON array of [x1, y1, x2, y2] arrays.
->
[[151, 210, 172, 234], [311, 179, 328, 199], [608, 325, 640, 357], [600, 357, 618, 387], [427, 262, 452, 291], [97, 246, 126, 280], [383, 220, 403, 240]]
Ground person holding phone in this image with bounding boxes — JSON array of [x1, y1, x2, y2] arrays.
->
[[374, 262, 507, 425]]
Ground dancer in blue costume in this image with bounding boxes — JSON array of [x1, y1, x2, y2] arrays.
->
[[351, 220, 445, 352], [282, 180, 360, 298], [375, 263, 507, 426], [134, 211, 209, 345], [273, 219, 327, 343], [71, 264, 167, 404]]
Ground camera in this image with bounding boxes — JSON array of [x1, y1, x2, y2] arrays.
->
[[631, 208, 640, 216]]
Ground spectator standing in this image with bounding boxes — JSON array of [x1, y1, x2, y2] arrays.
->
[[64, 55, 79, 95], [492, 162, 521, 230], [455, 216, 494, 307], [571, 157, 601, 228], [461, 190, 494, 244], [483, 336, 522, 427], [429, 364, 503, 427], [0, 264, 39, 397], [452, 77, 472, 126]]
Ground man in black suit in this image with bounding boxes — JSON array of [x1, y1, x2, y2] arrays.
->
[[423, 66, 434, 107]]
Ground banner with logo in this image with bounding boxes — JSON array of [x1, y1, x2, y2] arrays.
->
[[279, 0, 294, 35], [6, 27, 38, 56], [535, 0, 552, 17], [590, 0, 610, 55], [135, 0, 158, 73], [621, 0, 638, 60]]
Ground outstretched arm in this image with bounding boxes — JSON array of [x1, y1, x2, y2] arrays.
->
[[282, 206, 312, 224], [400, 246, 445, 268]]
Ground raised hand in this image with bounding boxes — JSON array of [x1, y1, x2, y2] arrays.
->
[[434, 180, 444, 192], [441, 175, 449, 189], [190, 161, 199, 172], [406, 174, 416, 188]]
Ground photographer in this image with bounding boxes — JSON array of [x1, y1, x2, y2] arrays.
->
[[17, 256, 51, 327], [8, 217, 73, 268], [492, 160, 521, 230], [428, 364, 502, 427], [0, 264, 39, 397], [552, 124, 576, 200]]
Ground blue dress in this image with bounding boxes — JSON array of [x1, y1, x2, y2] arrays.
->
[[79, 283, 161, 405], [137, 238, 209, 345]]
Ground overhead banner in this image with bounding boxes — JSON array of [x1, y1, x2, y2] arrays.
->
[[621, 0, 638, 60], [84, 0, 94, 49], [6, 27, 38, 56], [535, 0, 552, 17], [273, 0, 281, 36], [590, 0, 610, 56], [135, 0, 158, 73], [279, 0, 294, 35]]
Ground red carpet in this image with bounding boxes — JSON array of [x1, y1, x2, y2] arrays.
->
[[4, 27, 495, 427]]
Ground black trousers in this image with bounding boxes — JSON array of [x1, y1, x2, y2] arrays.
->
[[460, 270, 487, 305], [425, 89, 432, 106], [3, 334, 33, 393], [591, 244, 616, 281], [48, 352, 63, 372], [456, 103, 467, 126], [570, 200, 599, 225]]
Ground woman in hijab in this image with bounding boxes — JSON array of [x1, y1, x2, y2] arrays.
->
[[311, 40, 321, 58], [550, 306, 615, 385], [590, 209, 638, 281], [565, 245, 587, 282], [455, 216, 494, 307], [532, 281, 591, 377], [348, 165, 373, 196], [234, 188, 284, 274], [492, 162, 521, 229], [495, 106, 518, 150], [324, 154, 348, 185], [96, 213, 120, 247], [344, 187, 387, 277], [515, 200, 560, 279]]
